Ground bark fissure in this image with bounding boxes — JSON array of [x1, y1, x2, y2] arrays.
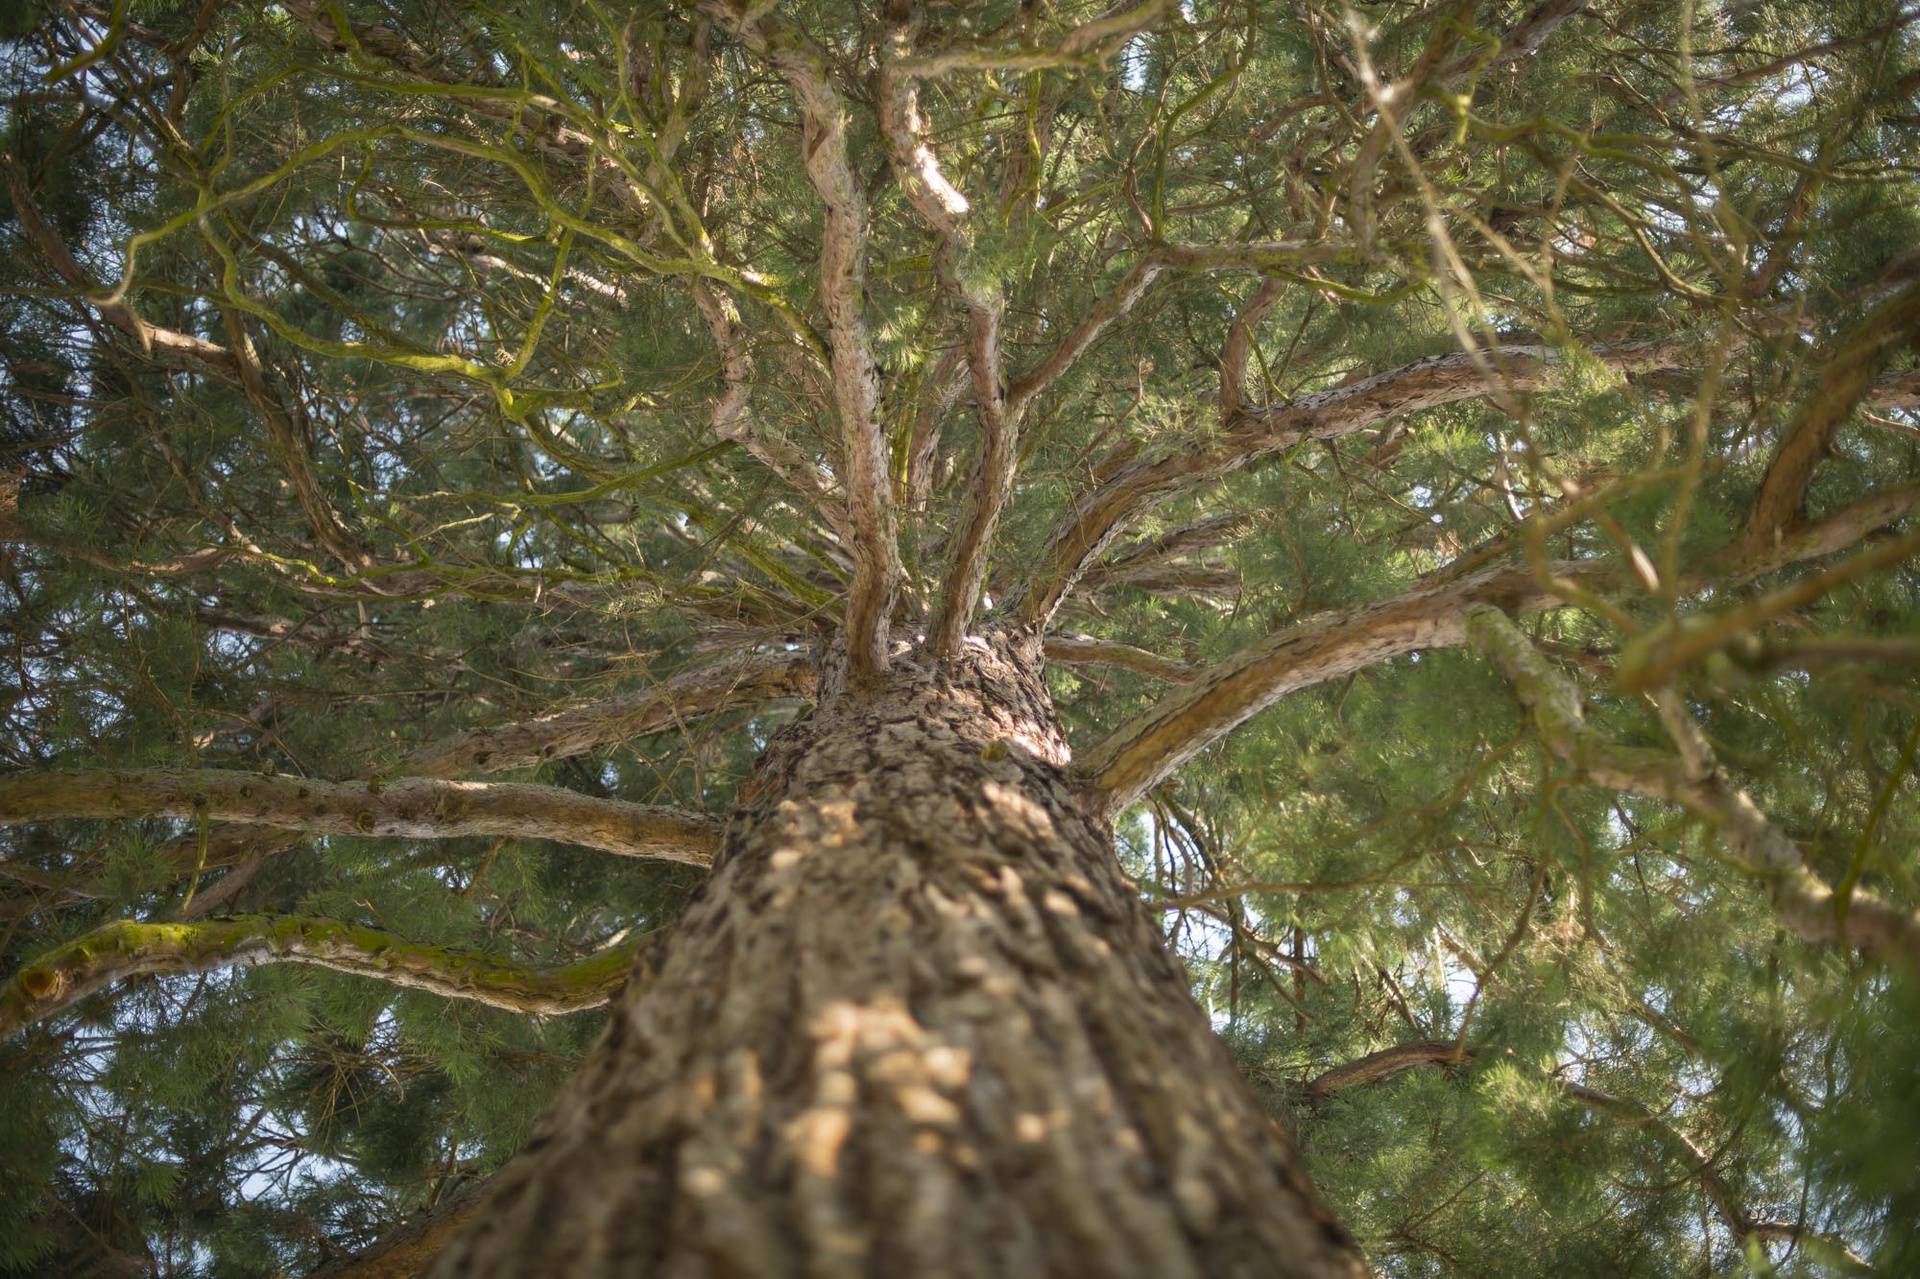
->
[[430, 636, 1364, 1278]]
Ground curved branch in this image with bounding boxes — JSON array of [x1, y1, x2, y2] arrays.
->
[[1, 915, 655, 1040], [402, 649, 816, 778], [1076, 483, 1920, 813], [703, 1, 899, 678], [1078, 565, 1556, 811], [1618, 521, 1920, 691], [691, 281, 840, 521], [1003, 240, 1347, 420], [6, 155, 372, 574], [1, 154, 238, 372], [1083, 512, 1257, 589], [1305, 1040, 1870, 1269], [894, 0, 1169, 79], [1738, 278, 1920, 559], [1305, 1040, 1463, 1099], [0, 769, 720, 865]]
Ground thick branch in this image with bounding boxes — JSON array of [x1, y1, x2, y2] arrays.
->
[[1437, 0, 1592, 79], [1084, 512, 1257, 588], [1, 915, 654, 1040], [1220, 278, 1285, 415], [894, 0, 1169, 78], [402, 649, 816, 778], [1077, 484, 1920, 813], [1738, 278, 1920, 559], [1305, 1040, 1462, 1098], [1868, 368, 1920, 412], [1077, 565, 1553, 811], [307, 1179, 490, 1279], [0, 769, 720, 865], [704, 1, 899, 677], [878, 4, 1016, 654]]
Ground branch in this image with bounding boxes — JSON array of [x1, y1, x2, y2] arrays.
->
[[282, 0, 655, 220], [1465, 606, 1920, 966], [216, 307, 374, 572], [1305, 1040, 1870, 1270], [0, 915, 655, 1040], [1868, 368, 1920, 412], [703, 1, 899, 677], [8, 154, 381, 576], [1078, 565, 1557, 811], [1220, 277, 1285, 415], [401, 649, 815, 777], [1004, 240, 1347, 419], [1304, 1040, 1462, 1099], [0, 516, 237, 577], [306, 1177, 492, 1279], [1435, 0, 1592, 80], [1619, 519, 1920, 691], [893, 0, 1169, 79], [878, 2, 1014, 654], [0, 769, 720, 865], [1737, 278, 1920, 559], [1043, 633, 1199, 683], [306, 1178, 489, 1279], [1, 153, 237, 372], [1012, 333, 1704, 629], [1077, 483, 1920, 813], [690, 281, 839, 521], [1084, 512, 1257, 587]]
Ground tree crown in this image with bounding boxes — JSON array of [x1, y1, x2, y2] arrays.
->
[[2, 0, 1918, 1273]]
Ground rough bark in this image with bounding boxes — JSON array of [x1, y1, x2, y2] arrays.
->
[[0, 916, 648, 1040], [0, 769, 720, 865], [308, 1181, 490, 1279], [429, 636, 1365, 1278]]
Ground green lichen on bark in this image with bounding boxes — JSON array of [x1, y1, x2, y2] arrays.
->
[[1, 915, 645, 1040]]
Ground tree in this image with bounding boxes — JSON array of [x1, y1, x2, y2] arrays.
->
[[2, 0, 1918, 1273]]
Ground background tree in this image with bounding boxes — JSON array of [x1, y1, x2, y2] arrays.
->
[[2, 0, 1918, 1274]]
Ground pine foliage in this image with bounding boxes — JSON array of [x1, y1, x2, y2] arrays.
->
[[2, 0, 1919, 1273]]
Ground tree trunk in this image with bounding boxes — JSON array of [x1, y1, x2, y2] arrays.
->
[[430, 635, 1364, 1278]]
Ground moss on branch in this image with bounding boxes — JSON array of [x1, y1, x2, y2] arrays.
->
[[1, 914, 654, 1039]]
